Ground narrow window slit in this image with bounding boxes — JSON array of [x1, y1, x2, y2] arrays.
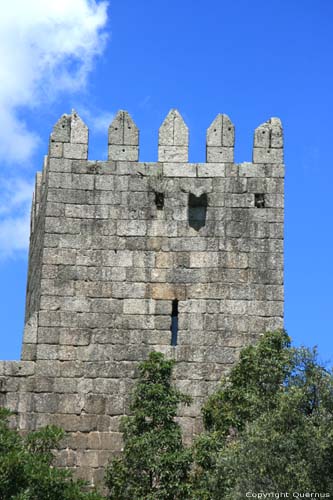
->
[[170, 299, 179, 346], [155, 192, 164, 210], [255, 193, 265, 208]]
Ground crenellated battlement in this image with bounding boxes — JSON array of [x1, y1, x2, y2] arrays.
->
[[2, 108, 285, 487], [46, 109, 283, 164], [28, 109, 284, 243]]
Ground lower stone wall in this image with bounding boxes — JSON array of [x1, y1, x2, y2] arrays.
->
[[0, 352, 242, 486], [0, 360, 122, 485]]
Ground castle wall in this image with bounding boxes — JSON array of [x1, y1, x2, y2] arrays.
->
[[0, 109, 284, 486]]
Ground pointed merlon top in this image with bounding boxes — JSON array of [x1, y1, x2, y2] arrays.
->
[[108, 110, 139, 161], [158, 109, 188, 162], [108, 110, 139, 146], [254, 117, 283, 148], [206, 114, 234, 163], [49, 110, 88, 160], [158, 109, 188, 146], [51, 114, 71, 142], [253, 117, 283, 163], [206, 114, 234, 147], [50, 110, 88, 144], [70, 110, 88, 144]]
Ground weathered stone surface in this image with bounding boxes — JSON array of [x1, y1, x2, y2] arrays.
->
[[108, 111, 139, 161], [253, 118, 284, 163], [158, 110, 189, 162], [2, 110, 285, 487]]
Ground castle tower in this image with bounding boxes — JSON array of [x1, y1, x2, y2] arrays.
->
[[0, 110, 284, 485]]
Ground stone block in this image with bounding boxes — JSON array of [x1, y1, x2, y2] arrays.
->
[[49, 141, 63, 158], [238, 162, 266, 177], [71, 174, 94, 190], [155, 252, 173, 269], [35, 360, 61, 377], [48, 159, 72, 173], [37, 344, 59, 360], [95, 176, 114, 191], [112, 282, 147, 298], [253, 148, 283, 164], [38, 327, 59, 344], [51, 172, 96, 193], [3, 361, 35, 377], [265, 164, 285, 178], [224, 193, 254, 208], [163, 163, 196, 177], [169, 238, 207, 252], [45, 217, 80, 234], [197, 163, 225, 177], [150, 284, 186, 300], [63, 143, 88, 160], [54, 378, 78, 393], [38, 311, 78, 328], [40, 278, 75, 296], [74, 281, 112, 298], [117, 220, 147, 236], [148, 221, 177, 237], [266, 178, 284, 193], [224, 163, 238, 177], [108, 145, 138, 161], [48, 187, 94, 205], [206, 147, 233, 163], [190, 252, 219, 268], [45, 202, 65, 217], [58, 394, 84, 414], [76, 450, 100, 468], [105, 250, 133, 267], [123, 299, 150, 315], [33, 393, 59, 413]]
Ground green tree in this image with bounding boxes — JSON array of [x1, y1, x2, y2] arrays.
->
[[191, 330, 333, 499], [0, 408, 104, 500], [105, 351, 193, 500]]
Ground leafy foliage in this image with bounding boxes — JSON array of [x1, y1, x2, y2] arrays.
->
[[105, 351, 193, 500], [202, 329, 293, 434], [191, 330, 333, 498], [0, 408, 103, 500]]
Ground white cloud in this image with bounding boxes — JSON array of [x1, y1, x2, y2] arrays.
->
[[0, 212, 31, 260], [79, 106, 114, 133], [0, 178, 34, 259], [0, 0, 109, 163], [0, 178, 34, 217], [89, 111, 115, 132], [0, 0, 109, 259]]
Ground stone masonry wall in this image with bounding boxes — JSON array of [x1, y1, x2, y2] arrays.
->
[[0, 109, 284, 486]]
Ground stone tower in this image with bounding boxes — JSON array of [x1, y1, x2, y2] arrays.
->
[[0, 109, 284, 485]]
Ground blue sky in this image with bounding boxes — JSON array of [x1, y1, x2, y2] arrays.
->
[[0, 0, 332, 361]]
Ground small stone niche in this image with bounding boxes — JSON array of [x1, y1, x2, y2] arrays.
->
[[155, 192, 164, 210], [188, 193, 208, 231], [254, 193, 265, 208]]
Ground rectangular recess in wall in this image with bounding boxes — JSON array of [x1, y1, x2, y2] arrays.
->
[[155, 192, 164, 210], [255, 193, 265, 208]]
